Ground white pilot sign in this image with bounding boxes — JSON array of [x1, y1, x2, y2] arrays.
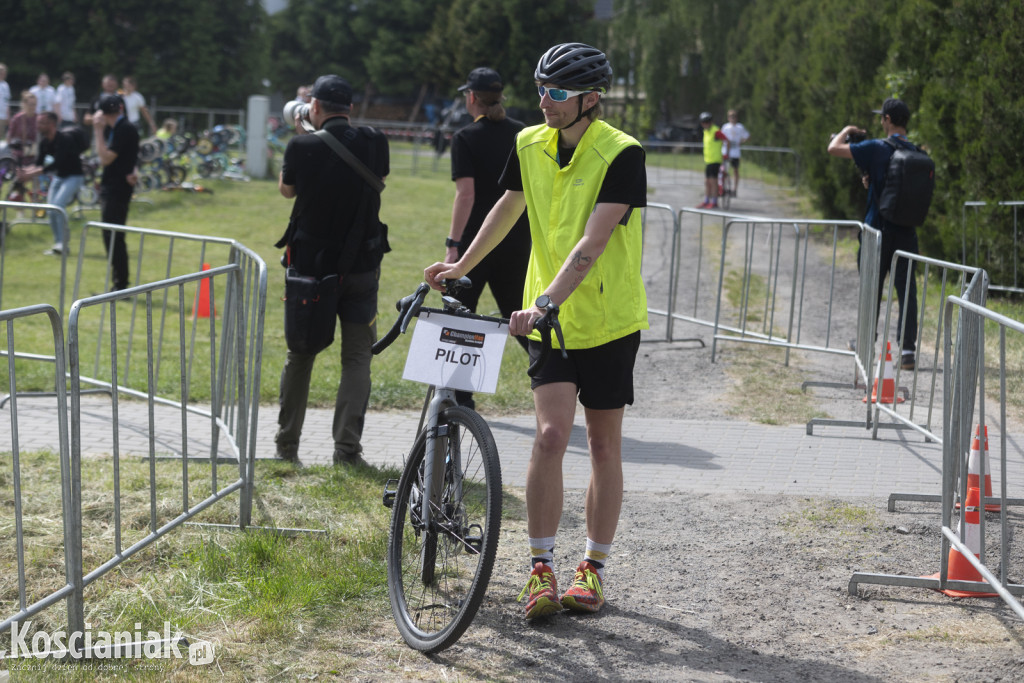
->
[[402, 310, 510, 393]]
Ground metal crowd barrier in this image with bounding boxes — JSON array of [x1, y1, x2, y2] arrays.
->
[[872, 252, 987, 445], [961, 200, 1024, 294], [0, 304, 76, 636], [850, 295, 1024, 618], [703, 218, 880, 374], [642, 202, 684, 342], [0, 224, 267, 647], [642, 208, 884, 429], [0, 200, 71, 320]]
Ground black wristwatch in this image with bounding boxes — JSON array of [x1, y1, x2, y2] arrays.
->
[[445, 237, 461, 248], [535, 294, 551, 309]]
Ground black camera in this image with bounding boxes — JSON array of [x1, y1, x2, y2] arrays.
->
[[829, 130, 868, 144]]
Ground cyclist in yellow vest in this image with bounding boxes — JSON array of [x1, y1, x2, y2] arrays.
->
[[425, 43, 648, 620], [698, 111, 730, 209]]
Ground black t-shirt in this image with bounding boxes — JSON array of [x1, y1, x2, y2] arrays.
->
[[35, 128, 85, 178], [100, 116, 139, 199], [500, 134, 647, 219], [281, 117, 390, 276], [450, 116, 528, 242]]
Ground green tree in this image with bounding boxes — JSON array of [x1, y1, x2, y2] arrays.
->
[[1, 0, 267, 108]]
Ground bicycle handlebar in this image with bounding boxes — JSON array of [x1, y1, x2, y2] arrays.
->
[[372, 282, 431, 355], [526, 303, 568, 378], [373, 279, 567, 378]]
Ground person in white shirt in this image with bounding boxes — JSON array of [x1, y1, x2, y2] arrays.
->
[[721, 109, 751, 196], [121, 76, 156, 134], [55, 71, 77, 125], [29, 73, 57, 113], [0, 64, 10, 139]]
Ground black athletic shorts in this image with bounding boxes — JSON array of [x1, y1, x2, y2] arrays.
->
[[729, 157, 740, 169], [527, 331, 641, 410], [704, 163, 721, 179]]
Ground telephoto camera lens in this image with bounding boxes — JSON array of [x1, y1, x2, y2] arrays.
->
[[282, 100, 310, 128]]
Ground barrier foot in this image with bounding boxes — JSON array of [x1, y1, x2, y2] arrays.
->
[[806, 418, 871, 435], [888, 492, 1024, 513], [849, 571, 1024, 598], [185, 522, 327, 536], [800, 380, 859, 393]]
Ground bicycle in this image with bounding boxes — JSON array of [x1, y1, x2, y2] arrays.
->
[[373, 277, 565, 652], [717, 163, 733, 210]]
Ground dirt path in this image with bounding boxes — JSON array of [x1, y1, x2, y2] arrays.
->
[[360, 171, 1024, 681]]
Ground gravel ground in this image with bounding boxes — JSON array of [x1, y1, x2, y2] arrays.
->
[[362, 171, 1024, 681]]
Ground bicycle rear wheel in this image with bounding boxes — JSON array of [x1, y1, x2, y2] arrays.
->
[[387, 405, 501, 653]]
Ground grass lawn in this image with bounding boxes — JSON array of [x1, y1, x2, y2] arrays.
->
[[0, 168, 535, 414]]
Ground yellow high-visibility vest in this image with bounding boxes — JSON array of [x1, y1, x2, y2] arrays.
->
[[703, 124, 724, 164], [516, 119, 649, 349]]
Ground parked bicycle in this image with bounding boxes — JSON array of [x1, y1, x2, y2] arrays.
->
[[373, 277, 564, 652]]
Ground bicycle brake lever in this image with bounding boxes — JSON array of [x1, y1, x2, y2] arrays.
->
[[552, 318, 568, 359]]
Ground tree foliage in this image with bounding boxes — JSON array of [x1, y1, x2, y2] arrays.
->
[[0, 0, 267, 108], [2, 0, 1018, 273]]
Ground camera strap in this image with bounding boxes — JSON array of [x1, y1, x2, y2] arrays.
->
[[314, 129, 385, 194]]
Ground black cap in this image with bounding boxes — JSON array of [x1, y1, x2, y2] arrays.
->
[[458, 67, 503, 93], [98, 93, 123, 114], [872, 98, 910, 127], [311, 75, 353, 107]]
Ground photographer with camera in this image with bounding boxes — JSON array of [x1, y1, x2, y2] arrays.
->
[[273, 74, 389, 467], [827, 98, 920, 370]]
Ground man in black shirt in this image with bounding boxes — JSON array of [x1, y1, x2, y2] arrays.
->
[[92, 93, 139, 291], [274, 74, 389, 467], [444, 67, 532, 408], [16, 112, 85, 255], [445, 67, 531, 321]]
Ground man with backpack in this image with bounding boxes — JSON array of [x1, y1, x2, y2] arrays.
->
[[828, 97, 934, 370]]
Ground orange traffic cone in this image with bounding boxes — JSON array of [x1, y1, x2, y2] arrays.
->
[[192, 263, 214, 319], [927, 487, 998, 598], [864, 341, 904, 404], [956, 425, 1000, 512]]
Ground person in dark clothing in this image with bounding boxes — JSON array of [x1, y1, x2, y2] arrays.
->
[[274, 74, 390, 467], [16, 112, 86, 254], [92, 93, 138, 291], [828, 97, 920, 370], [445, 67, 531, 322], [445, 67, 532, 408]]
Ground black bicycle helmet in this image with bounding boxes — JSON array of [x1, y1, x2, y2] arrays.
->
[[534, 43, 612, 92], [699, 111, 713, 123]]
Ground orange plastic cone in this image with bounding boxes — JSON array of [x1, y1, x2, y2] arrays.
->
[[927, 487, 998, 598], [864, 341, 904, 404], [956, 425, 1000, 512], [192, 263, 214, 319]]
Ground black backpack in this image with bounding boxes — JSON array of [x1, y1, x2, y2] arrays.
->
[[877, 137, 935, 228]]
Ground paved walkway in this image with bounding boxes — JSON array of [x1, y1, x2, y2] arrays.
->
[[7, 395, 1024, 499]]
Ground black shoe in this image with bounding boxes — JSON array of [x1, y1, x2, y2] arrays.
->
[[275, 446, 301, 466], [847, 339, 857, 352], [334, 449, 369, 467], [901, 354, 916, 371]]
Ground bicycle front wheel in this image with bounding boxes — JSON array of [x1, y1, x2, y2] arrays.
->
[[720, 172, 733, 210], [387, 405, 502, 653]]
